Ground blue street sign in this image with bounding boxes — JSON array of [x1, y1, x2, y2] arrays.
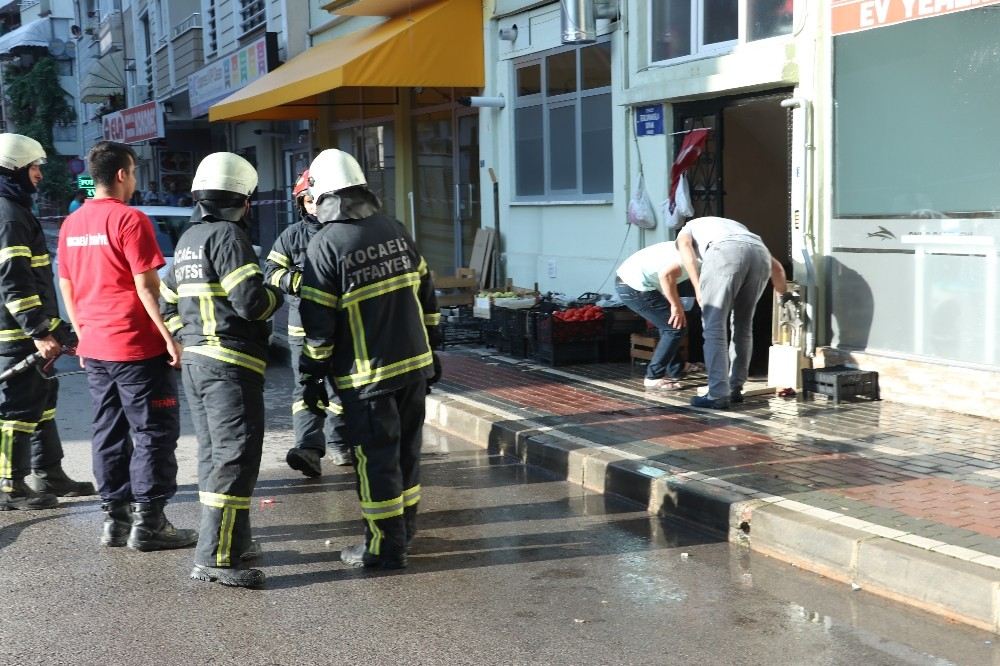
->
[[635, 105, 664, 136]]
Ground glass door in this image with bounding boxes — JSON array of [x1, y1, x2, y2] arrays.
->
[[411, 97, 481, 276]]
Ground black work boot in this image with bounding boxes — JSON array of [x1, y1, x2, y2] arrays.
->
[[286, 447, 322, 478], [0, 478, 58, 511], [126, 500, 197, 551], [190, 564, 265, 588], [27, 465, 97, 497], [340, 543, 408, 570], [101, 501, 131, 547]]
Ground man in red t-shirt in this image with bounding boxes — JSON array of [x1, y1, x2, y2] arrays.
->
[[58, 141, 195, 552]]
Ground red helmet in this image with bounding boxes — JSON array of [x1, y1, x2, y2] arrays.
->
[[292, 169, 310, 199]]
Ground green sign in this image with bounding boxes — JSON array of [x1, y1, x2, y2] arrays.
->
[[77, 175, 95, 198]]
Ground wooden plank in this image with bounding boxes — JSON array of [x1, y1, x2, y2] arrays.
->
[[437, 293, 475, 307], [480, 229, 496, 289], [469, 229, 492, 289]]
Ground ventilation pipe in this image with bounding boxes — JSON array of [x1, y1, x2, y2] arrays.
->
[[561, 0, 596, 44]]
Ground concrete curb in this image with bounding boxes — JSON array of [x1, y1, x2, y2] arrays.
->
[[427, 389, 1000, 633]]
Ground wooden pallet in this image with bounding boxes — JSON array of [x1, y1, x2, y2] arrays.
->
[[629, 332, 689, 365]]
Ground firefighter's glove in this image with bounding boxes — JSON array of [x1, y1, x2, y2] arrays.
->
[[301, 376, 329, 417], [779, 291, 800, 307], [50, 320, 79, 354]]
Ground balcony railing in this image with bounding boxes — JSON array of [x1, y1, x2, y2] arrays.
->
[[172, 13, 202, 39]]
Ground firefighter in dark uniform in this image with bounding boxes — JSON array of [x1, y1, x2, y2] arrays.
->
[[299, 149, 440, 570], [160, 152, 283, 587], [264, 169, 352, 476], [0, 133, 91, 510]]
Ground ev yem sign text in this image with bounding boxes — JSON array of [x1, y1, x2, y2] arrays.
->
[[832, 0, 1000, 35]]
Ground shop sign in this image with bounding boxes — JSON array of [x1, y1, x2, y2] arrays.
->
[[188, 33, 278, 118], [101, 101, 165, 144], [832, 0, 1000, 35], [635, 105, 664, 136]]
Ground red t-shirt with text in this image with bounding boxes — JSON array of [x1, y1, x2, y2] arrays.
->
[[58, 198, 166, 361]]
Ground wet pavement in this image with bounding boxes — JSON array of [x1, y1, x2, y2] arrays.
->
[[1, 364, 997, 664]]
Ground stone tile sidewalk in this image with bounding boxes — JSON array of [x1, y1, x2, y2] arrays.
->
[[428, 348, 1000, 632]]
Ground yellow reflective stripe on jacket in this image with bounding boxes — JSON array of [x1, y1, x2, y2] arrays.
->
[[185, 345, 266, 375], [47, 318, 62, 331], [199, 296, 217, 339], [199, 491, 252, 509], [403, 484, 421, 507], [178, 282, 226, 297], [1, 419, 38, 433], [256, 288, 278, 321], [267, 250, 290, 269], [220, 263, 262, 294], [292, 400, 344, 416], [340, 271, 421, 308], [334, 351, 433, 390], [301, 285, 339, 308], [39, 408, 55, 423], [165, 315, 183, 333], [269, 267, 288, 287], [355, 447, 383, 555], [347, 303, 370, 376], [423, 313, 441, 326], [360, 495, 404, 520], [304, 343, 333, 360], [0, 328, 29, 342], [287, 324, 306, 337], [6, 295, 41, 314], [30, 254, 50, 268], [417, 257, 428, 276], [0, 246, 31, 263], [160, 283, 179, 304]]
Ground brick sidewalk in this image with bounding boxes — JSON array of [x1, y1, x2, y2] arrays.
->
[[430, 348, 1000, 629]]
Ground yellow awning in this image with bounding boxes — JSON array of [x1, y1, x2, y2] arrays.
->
[[208, 0, 484, 122]]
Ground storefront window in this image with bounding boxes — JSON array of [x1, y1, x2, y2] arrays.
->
[[831, 8, 1000, 368], [512, 40, 613, 199]]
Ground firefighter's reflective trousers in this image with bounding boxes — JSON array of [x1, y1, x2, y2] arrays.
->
[[182, 360, 264, 568], [342, 378, 426, 558], [289, 337, 349, 456], [0, 353, 57, 485]]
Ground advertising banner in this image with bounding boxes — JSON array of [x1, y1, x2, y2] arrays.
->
[[832, 0, 1000, 35], [101, 101, 165, 144], [188, 33, 277, 117]]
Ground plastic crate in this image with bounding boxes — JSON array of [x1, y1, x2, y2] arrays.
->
[[801, 366, 880, 405], [533, 340, 600, 366], [491, 305, 530, 358], [534, 312, 606, 345], [604, 307, 647, 336]]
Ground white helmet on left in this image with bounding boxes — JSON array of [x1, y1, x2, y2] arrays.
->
[[0, 133, 45, 171], [191, 152, 258, 196]]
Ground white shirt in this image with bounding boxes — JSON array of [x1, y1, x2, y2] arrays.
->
[[677, 216, 761, 257], [616, 241, 689, 292]]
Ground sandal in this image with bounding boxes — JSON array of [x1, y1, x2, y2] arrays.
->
[[682, 362, 705, 373]]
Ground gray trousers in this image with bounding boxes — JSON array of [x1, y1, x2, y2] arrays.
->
[[699, 240, 771, 400]]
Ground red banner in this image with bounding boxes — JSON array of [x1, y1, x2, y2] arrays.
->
[[832, 0, 1000, 35]]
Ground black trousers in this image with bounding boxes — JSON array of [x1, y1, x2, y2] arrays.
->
[[32, 376, 65, 471], [342, 379, 426, 558], [182, 360, 264, 568], [85, 355, 180, 503], [289, 337, 348, 455], [0, 353, 52, 482]]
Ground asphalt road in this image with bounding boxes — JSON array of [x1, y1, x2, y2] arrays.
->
[[0, 364, 995, 665]]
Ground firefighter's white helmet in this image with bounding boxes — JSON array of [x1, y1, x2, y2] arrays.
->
[[308, 149, 366, 199], [191, 152, 258, 196], [0, 134, 46, 171]]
